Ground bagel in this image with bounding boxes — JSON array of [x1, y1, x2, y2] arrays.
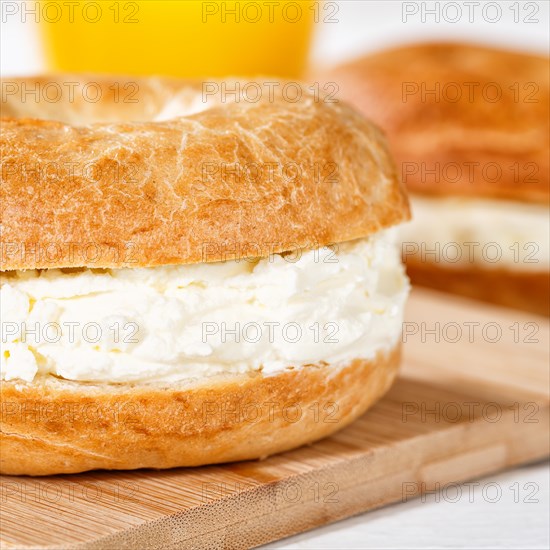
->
[[0, 75, 410, 475], [318, 43, 549, 315]]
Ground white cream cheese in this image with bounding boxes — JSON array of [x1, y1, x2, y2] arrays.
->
[[0, 230, 409, 383], [401, 196, 550, 270]]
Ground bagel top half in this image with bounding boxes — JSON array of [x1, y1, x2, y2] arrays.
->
[[318, 42, 549, 204], [1, 75, 409, 271]]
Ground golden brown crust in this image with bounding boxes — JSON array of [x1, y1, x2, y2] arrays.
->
[[0, 346, 400, 476], [319, 42, 549, 204], [406, 261, 549, 317], [0, 75, 409, 271]]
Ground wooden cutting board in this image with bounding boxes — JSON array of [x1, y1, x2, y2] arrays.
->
[[1, 288, 548, 550]]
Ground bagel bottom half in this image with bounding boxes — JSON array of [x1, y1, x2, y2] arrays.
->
[[406, 261, 550, 317], [0, 346, 400, 476]]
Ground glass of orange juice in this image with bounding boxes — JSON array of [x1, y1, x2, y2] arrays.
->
[[38, 0, 317, 78]]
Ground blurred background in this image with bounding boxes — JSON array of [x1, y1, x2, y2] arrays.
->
[[1, 0, 548, 78]]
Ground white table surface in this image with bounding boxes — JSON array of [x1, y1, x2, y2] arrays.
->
[[2, 2, 549, 548], [261, 462, 550, 549]]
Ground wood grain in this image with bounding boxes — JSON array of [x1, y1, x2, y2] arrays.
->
[[1, 288, 548, 550]]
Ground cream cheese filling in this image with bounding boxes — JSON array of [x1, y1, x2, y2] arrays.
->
[[0, 229, 409, 384], [401, 196, 549, 271]]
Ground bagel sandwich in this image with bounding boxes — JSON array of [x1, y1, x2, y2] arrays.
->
[[0, 76, 410, 475], [318, 43, 550, 316]]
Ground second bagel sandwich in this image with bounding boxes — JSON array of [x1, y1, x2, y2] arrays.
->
[[318, 43, 549, 316], [0, 77, 410, 475]]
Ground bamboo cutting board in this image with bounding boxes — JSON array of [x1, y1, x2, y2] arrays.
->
[[1, 288, 548, 550]]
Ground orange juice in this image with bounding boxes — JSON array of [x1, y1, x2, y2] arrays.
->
[[39, 0, 316, 78]]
